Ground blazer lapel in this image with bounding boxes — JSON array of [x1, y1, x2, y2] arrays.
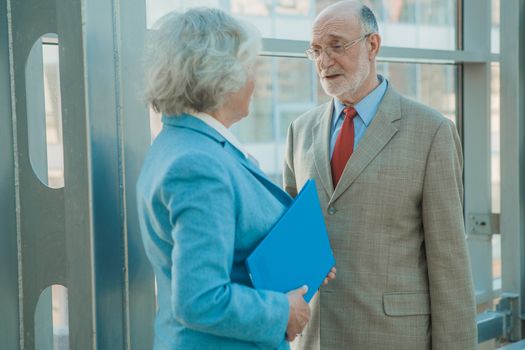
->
[[166, 115, 293, 207], [312, 101, 335, 198], [329, 87, 402, 204], [234, 146, 293, 207]]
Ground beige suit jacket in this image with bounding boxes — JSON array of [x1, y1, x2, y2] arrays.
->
[[283, 86, 477, 350]]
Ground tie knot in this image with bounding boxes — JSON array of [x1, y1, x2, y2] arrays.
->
[[343, 107, 357, 119]]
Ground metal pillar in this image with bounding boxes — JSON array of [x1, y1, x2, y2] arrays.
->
[[0, 0, 20, 348], [1, 0, 155, 348], [462, 0, 494, 306], [500, 0, 525, 342], [119, 1, 157, 347]]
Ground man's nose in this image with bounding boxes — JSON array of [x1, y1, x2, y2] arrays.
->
[[317, 50, 334, 69]]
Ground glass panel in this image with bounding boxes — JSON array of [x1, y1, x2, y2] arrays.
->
[[35, 286, 53, 349], [317, 0, 457, 50], [43, 39, 64, 189], [26, 34, 64, 189], [375, 62, 457, 123], [231, 56, 320, 183], [35, 285, 69, 350], [52, 285, 69, 350], [491, 63, 501, 292], [491, 0, 500, 54], [146, 0, 222, 28], [146, 0, 457, 50]]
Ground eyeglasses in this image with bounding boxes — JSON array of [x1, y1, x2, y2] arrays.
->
[[305, 33, 372, 61]]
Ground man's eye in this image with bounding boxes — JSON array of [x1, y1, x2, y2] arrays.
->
[[331, 44, 343, 50], [312, 48, 322, 55]]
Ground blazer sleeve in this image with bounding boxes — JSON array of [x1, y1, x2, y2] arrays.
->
[[162, 152, 289, 349], [283, 122, 298, 197], [421, 119, 478, 349]]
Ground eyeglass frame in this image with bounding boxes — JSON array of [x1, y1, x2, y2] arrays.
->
[[305, 33, 373, 61]]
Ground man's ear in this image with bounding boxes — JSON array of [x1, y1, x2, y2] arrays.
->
[[367, 33, 381, 60]]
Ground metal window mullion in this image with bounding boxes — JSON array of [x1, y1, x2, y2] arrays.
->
[[463, 60, 493, 306], [142, 31, 498, 63], [80, 0, 134, 347], [462, 0, 493, 311], [9, 1, 69, 350], [500, 0, 525, 341], [271, 57, 281, 175], [259, 37, 498, 63], [118, 0, 156, 348], [0, 0, 20, 348]]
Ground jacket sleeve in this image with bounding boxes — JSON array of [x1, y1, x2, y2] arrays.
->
[[162, 152, 289, 349], [283, 122, 298, 198], [421, 119, 478, 349]]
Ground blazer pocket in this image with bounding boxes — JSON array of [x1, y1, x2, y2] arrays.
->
[[383, 291, 430, 316]]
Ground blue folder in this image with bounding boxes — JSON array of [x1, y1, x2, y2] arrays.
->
[[246, 179, 335, 302]]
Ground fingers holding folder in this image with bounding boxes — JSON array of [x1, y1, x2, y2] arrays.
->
[[286, 285, 310, 341], [323, 266, 337, 286], [285, 266, 336, 341]]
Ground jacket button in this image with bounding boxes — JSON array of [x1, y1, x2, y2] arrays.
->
[[328, 206, 336, 215]]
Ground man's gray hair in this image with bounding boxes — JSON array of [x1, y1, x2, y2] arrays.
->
[[359, 4, 378, 34], [144, 7, 261, 116]]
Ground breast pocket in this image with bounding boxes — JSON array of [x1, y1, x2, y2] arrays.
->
[[383, 291, 430, 316]]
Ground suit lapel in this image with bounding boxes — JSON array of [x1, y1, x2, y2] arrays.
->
[[329, 87, 402, 204], [235, 147, 293, 207], [312, 101, 335, 198], [166, 115, 293, 207]]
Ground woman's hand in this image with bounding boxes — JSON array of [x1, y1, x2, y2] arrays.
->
[[322, 266, 336, 285], [285, 285, 310, 341]]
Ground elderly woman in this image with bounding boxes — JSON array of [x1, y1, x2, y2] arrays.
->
[[136, 8, 318, 350]]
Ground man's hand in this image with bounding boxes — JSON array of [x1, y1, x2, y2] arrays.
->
[[286, 285, 310, 341], [322, 266, 337, 285]]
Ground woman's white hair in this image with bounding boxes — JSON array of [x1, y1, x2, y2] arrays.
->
[[144, 7, 261, 116]]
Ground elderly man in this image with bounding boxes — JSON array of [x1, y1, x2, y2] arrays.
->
[[283, 1, 477, 349]]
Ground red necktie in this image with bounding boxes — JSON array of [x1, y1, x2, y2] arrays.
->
[[331, 107, 357, 187]]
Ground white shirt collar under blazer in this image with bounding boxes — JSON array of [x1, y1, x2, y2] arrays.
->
[[189, 111, 250, 160]]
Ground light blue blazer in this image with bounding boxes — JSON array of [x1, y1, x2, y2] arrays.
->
[[137, 114, 293, 350]]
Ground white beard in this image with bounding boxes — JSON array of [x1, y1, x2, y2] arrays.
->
[[320, 53, 370, 100]]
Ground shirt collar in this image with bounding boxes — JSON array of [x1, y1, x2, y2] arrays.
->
[[188, 111, 250, 159], [333, 75, 388, 127]]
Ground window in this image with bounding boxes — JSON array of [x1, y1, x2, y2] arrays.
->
[[147, 0, 457, 48], [229, 58, 457, 183]]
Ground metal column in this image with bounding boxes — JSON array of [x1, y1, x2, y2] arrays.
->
[[0, 0, 20, 348], [500, 0, 525, 341], [2, 0, 155, 348], [462, 0, 494, 306]]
